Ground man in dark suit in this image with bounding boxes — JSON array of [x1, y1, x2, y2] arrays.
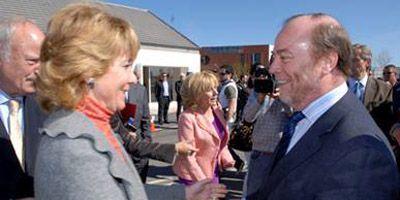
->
[[175, 72, 185, 121], [155, 72, 173, 124], [126, 66, 152, 183], [0, 18, 46, 199], [348, 44, 396, 146], [249, 13, 399, 200]]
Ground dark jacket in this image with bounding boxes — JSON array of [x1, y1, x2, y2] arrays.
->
[[111, 113, 176, 163], [363, 77, 396, 144], [155, 80, 173, 101], [250, 92, 399, 200], [0, 95, 46, 199], [175, 80, 183, 102]]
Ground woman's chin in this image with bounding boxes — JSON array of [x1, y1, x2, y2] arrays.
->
[[117, 103, 126, 112]]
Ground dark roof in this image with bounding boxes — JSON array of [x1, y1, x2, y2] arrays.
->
[[0, 0, 199, 50]]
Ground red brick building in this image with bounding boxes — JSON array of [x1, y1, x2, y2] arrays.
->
[[200, 44, 273, 75]]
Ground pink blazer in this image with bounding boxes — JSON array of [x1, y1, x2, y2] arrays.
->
[[172, 106, 235, 181]]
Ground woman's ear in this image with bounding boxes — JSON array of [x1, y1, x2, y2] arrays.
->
[[87, 78, 95, 89]]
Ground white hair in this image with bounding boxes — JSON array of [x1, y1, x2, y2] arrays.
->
[[133, 63, 142, 79], [0, 16, 36, 62]]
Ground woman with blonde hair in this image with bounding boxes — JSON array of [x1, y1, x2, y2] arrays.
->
[[34, 3, 226, 200], [173, 71, 235, 185]]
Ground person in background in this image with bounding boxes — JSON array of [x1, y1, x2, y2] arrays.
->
[[218, 65, 238, 125], [383, 64, 398, 87], [34, 4, 227, 200], [124, 64, 151, 183], [218, 64, 245, 172], [175, 72, 186, 121], [0, 17, 46, 199], [236, 74, 249, 122], [173, 71, 235, 185], [155, 72, 173, 125], [349, 44, 396, 150], [241, 63, 291, 198], [250, 13, 398, 199], [386, 64, 400, 169]]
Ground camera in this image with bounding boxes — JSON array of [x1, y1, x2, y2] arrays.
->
[[253, 67, 276, 94]]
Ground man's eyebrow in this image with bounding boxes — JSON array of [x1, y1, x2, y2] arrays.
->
[[275, 49, 291, 55]]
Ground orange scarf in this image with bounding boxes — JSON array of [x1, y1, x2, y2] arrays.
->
[[76, 96, 126, 162]]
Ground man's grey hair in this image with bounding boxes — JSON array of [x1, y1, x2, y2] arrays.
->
[[0, 16, 36, 62], [133, 63, 142, 79]]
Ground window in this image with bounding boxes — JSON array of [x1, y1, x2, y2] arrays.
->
[[251, 53, 261, 64]]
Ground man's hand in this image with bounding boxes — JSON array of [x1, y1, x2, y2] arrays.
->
[[185, 179, 227, 200], [257, 88, 280, 104], [176, 140, 199, 156]]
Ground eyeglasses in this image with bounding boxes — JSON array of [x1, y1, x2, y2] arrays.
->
[[383, 72, 396, 75]]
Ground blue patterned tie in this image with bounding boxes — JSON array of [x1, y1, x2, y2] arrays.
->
[[271, 111, 305, 171], [353, 81, 363, 101]]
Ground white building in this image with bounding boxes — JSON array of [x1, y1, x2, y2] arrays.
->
[[0, 0, 201, 113]]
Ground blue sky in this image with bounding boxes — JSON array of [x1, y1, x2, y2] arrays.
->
[[107, 0, 400, 68]]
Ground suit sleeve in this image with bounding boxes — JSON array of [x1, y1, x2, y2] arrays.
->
[[140, 88, 152, 140], [155, 82, 161, 101], [316, 142, 399, 200], [169, 83, 174, 101], [123, 134, 176, 164], [175, 81, 180, 94], [111, 113, 176, 163], [145, 184, 185, 200], [177, 114, 207, 181]]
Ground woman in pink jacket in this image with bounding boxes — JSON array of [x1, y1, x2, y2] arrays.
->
[[173, 71, 235, 185]]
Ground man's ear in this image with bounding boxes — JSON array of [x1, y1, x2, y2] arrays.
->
[[320, 51, 339, 74]]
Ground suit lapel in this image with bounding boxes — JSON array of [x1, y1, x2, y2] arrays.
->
[[364, 77, 376, 106], [263, 92, 351, 196], [193, 107, 224, 142], [212, 106, 230, 145], [23, 95, 47, 174], [195, 114, 220, 142], [0, 117, 8, 139]]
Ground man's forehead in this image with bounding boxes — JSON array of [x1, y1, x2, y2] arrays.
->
[[352, 49, 365, 58], [12, 23, 44, 45], [274, 32, 311, 55], [274, 18, 313, 53]]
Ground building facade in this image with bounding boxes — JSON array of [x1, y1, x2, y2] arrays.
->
[[200, 44, 273, 75], [0, 0, 201, 111]]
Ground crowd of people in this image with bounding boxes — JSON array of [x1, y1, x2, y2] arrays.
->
[[1, 2, 400, 200]]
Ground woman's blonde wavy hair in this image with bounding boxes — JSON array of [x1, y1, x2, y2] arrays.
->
[[36, 3, 140, 112], [180, 71, 219, 108]]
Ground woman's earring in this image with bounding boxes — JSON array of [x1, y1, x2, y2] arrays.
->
[[87, 78, 95, 89]]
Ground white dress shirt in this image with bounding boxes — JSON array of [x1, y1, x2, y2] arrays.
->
[[162, 81, 169, 96], [0, 89, 24, 135]]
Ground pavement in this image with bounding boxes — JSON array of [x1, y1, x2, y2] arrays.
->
[[146, 115, 247, 199]]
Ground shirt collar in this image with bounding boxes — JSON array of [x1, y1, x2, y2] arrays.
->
[[0, 89, 10, 105], [302, 82, 348, 123], [0, 89, 24, 105], [349, 75, 368, 88]]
